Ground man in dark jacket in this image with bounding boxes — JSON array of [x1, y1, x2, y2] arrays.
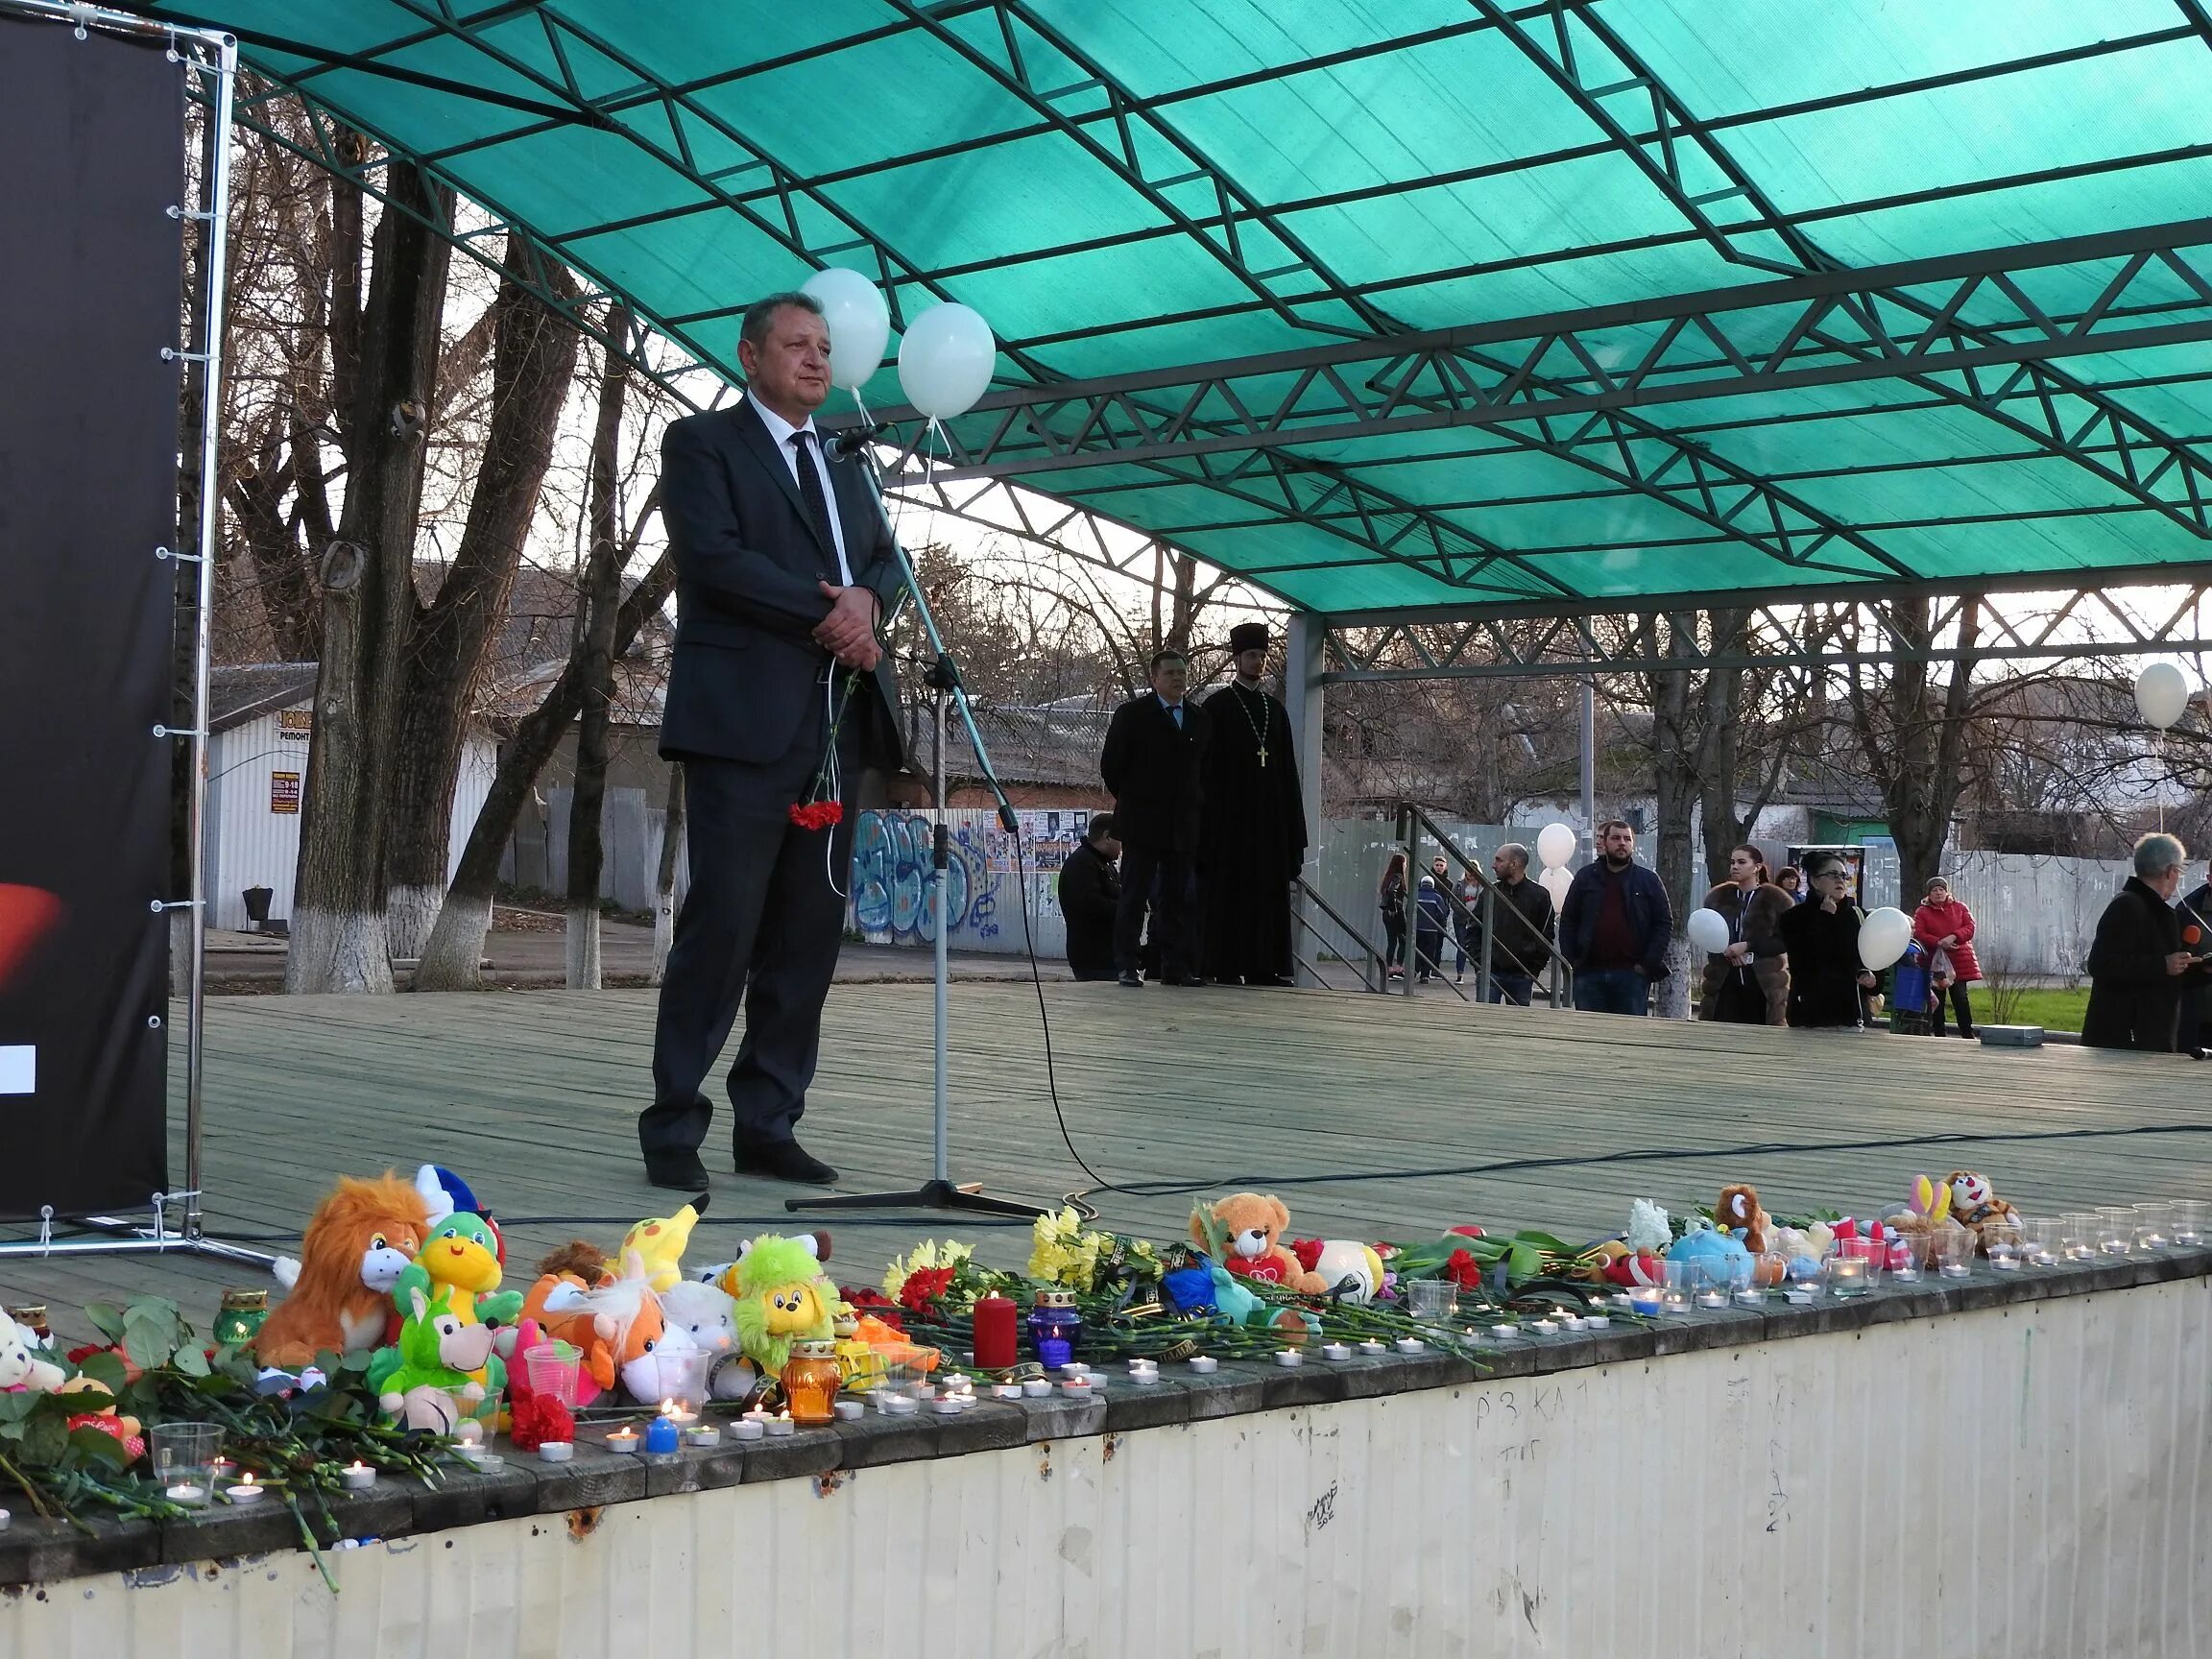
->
[[1557, 820, 1672, 1016], [1479, 842, 1556, 1005], [1099, 650, 1210, 987], [2083, 832, 2198, 1051], [1056, 814, 1122, 982]]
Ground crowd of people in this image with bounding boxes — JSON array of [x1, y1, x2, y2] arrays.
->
[[1055, 620, 2212, 1061]]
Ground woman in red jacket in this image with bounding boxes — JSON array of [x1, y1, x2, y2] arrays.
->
[[1911, 876, 1982, 1039]]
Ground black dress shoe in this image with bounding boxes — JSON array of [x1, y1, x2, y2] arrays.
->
[[1118, 970, 1142, 988], [1166, 972, 1206, 987], [733, 1138, 838, 1185], [644, 1151, 711, 1190]]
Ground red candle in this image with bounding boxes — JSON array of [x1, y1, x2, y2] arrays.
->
[[972, 1294, 1019, 1370]]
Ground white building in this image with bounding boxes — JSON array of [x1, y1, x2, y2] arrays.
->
[[204, 664, 495, 932]]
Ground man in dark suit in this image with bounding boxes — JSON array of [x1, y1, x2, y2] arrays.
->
[[639, 291, 906, 1190], [1056, 813, 1122, 981], [1100, 650, 1209, 988]]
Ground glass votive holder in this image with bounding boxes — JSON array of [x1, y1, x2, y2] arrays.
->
[[2022, 1216, 2064, 1266], [2059, 1213, 2099, 1262], [1827, 1243, 1875, 1297], [1936, 1222, 1977, 1277], [151, 1421, 223, 1507], [1985, 1227, 2022, 1270], [2133, 1203, 2176, 1252], [523, 1340, 583, 1408], [1407, 1278, 1457, 1327], [2095, 1207, 2135, 1257], [2170, 1198, 2206, 1246]]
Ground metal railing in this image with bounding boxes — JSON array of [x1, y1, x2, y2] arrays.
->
[[1391, 802, 1575, 1007], [1290, 877, 1392, 993]]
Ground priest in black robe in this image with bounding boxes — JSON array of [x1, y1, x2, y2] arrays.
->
[[1198, 622, 1309, 985]]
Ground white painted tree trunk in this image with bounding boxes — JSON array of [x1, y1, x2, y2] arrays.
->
[[650, 896, 675, 986], [1656, 934, 1693, 1019], [566, 904, 601, 990], [384, 882, 443, 963], [285, 908, 394, 995], [414, 890, 491, 990]]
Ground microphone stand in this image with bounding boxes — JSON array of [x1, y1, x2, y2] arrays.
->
[[787, 426, 1048, 1220]]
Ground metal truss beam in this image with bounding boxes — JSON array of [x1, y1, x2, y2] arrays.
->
[[1323, 584, 2212, 680], [1477, 0, 2212, 541], [867, 217, 2212, 474]]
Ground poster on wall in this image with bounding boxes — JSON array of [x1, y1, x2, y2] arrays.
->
[[270, 772, 301, 814], [0, 17, 182, 1214]]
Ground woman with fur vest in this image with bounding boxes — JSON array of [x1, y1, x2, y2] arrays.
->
[[1698, 844, 1791, 1024], [1911, 876, 1981, 1039]]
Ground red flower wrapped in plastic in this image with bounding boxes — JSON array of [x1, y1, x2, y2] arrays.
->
[[787, 800, 844, 831], [508, 1392, 576, 1453], [1288, 1238, 1324, 1272], [788, 669, 862, 831]]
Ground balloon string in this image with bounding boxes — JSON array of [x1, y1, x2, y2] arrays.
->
[[852, 387, 874, 423]]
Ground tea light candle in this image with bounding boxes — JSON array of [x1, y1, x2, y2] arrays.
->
[[225, 1473, 267, 1504], [1274, 1348, 1304, 1368], [454, 1418, 485, 1447], [733, 1417, 766, 1440], [644, 1417, 680, 1455], [1785, 1285, 1815, 1304], [1062, 1375, 1094, 1397], [1128, 1363, 1160, 1386], [207, 1457, 236, 1483], [1660, 1290, 1691, 1316], [943, 1373, 974, 1399], [931, 1396, 963, 1415], [1530, 1317, 1561, 1334], [1490, 1323, 1520, 1340], [1021, 1376, 1053, 1396], [660, 1399, 698, 1429], [992, 1382, 1024, 1401], [538, 1441, 574, 1463], [1187, 1355, 1218, 1374], [341, 1460, 376, 1491], [1356, 1339, 1386, 1357], [1061, 1361, 1091, 1378], [1627, 1289, 1662, 1317], [1829, 1256, 1867, 1294], [1584, 1313, 1611, 1330], [1394, 1335, 1426, 1354], [766, 1412, 795, 1436], [833, 1399, 866, 1421], [1320, 1342, 1352, 1361], [165, 1482, 208, 1506], [1734, 1289, 1765, 1308], [685, 1423, 722, 1447], [1558, 1314, 1586, 1332], [1892, 1262, 1920, 1282], [607, 1427, 641, 1455], [1695, 1289, 1728, 1310]]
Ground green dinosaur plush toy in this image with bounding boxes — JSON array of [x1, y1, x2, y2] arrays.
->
[[391, 1209, 521, 1424], [375, 1286, 497, 1433]]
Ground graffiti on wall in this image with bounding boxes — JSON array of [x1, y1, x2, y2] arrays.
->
[[849, 808, 1088, 948]]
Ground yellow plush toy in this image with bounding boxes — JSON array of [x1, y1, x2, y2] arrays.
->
[[623, 1196, 707, 1293]]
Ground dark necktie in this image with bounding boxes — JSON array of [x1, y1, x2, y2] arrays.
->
[[789, 429, 836, 555]]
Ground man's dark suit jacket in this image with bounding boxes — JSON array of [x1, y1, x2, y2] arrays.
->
[[1099, 694, 1210, 853], [658, 398, 905, 771]]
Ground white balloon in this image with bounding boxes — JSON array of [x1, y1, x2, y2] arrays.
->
[[1536, 823, 1576, 870], [1538, 865, 1574, 908], [2135, 661, 2190, 730], [1859, 906, 1912, 972], [1686, 907, 1731, 956], [801, 267, 890, 392], [897, 301, 996, 419]]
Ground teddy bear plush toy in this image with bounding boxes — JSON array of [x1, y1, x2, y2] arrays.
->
[[0, 1310, 64, 1394], [1715, 1185, 1771, 1254], [1191, 1194, 1331, 1295], [1944, 1171, 2019, 1247]]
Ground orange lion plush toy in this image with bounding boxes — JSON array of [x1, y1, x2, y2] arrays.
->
[[255, 1174, 431, 1368]]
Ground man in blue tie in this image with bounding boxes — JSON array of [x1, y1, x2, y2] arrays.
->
[[1099, 650, 1211, 987]]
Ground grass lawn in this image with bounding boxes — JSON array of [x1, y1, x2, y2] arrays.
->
[[1978, 986, 2089, 1034]]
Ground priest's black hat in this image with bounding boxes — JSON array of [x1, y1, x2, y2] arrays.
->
[[1227, 621, 1270, 654]]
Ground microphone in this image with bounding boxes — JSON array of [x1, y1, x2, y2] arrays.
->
[[828, 421, 891, 460]]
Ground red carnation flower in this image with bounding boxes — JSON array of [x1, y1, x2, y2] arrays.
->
[[1443, 1249, 1485, 1288], [898, 1266, 957, 1314], [1288, 1238, 1323, 1272], [788, 800, 844, 831], [509, 1393, 576, 1452]]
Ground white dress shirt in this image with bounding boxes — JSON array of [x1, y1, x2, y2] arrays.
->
[[749, 397, 853, 585]]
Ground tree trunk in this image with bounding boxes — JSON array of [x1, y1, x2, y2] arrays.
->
[[286, 164, 450, 994], [1696, 610, 1746, 884], [414, 546, 674, 990], [1847, 594, 1984, 903], [383, 242, 580, 959], [1649, 613, 1698, 1018], [565, 308, 634, 989], [651, 763, 684, 986]]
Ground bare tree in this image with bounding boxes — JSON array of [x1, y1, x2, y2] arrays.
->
[[565, 306, 635, 988], [383, 241, 581, 959], [286, 163, 451, 993], [1841, 594, 1984, 898]]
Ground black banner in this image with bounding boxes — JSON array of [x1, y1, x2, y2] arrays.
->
[[0, 16, 183, 1214]]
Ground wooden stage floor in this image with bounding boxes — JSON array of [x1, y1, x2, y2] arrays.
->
[[7, 981, 2209, 1344]]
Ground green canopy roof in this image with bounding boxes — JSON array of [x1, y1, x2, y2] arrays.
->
[[140, 0, 2212, 615]]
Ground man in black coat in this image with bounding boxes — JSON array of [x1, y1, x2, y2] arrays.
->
[[1099, 649, 1210, 987], [638, 291, 906, 1190], [1056, 814, 1122, 981], [2083, 832, 2199, 1051]]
